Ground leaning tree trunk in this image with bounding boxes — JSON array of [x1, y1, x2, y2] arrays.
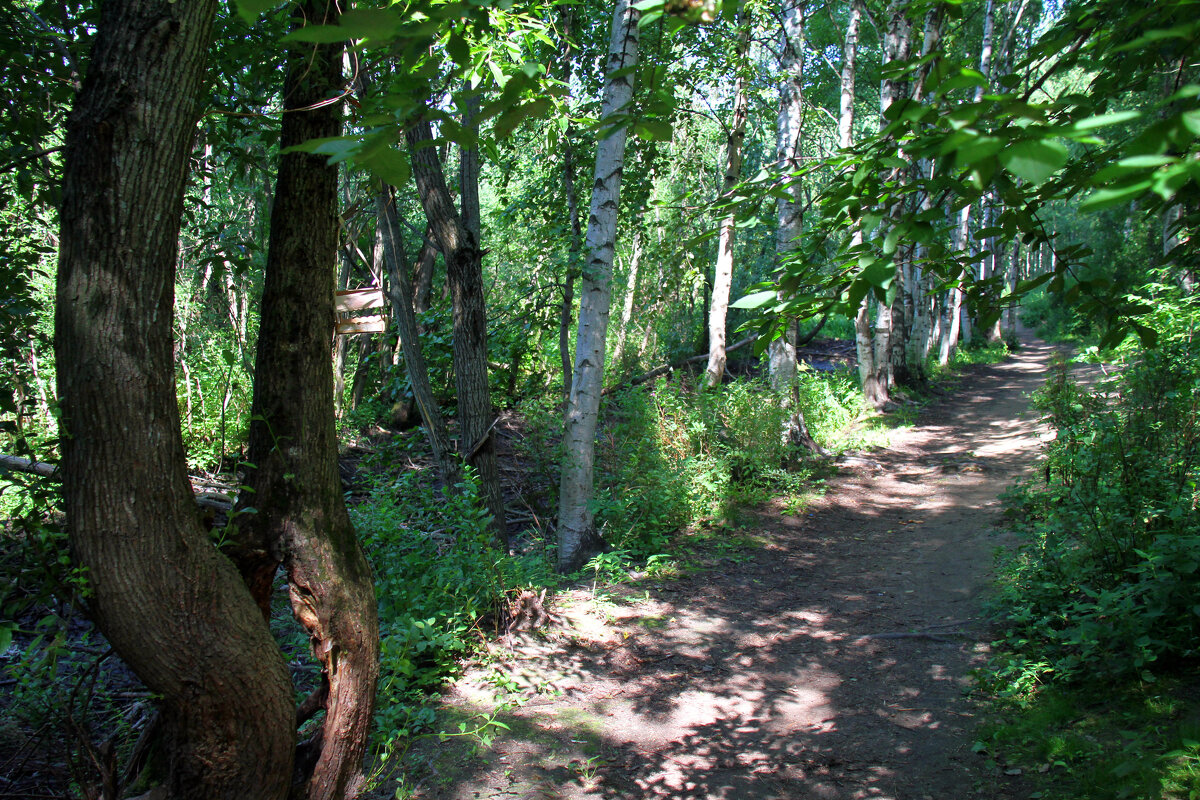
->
[[54, 0, 297, 797], [232, 3, 379, 797], [407, 118, 507, 544], [704, 8, 752, 388], [557, 0, 640, 573], [377, 184, 457, 484]]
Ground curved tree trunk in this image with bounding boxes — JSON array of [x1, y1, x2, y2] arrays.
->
[[54, 0, 297, 796], [557, 0, 640, 572], [233, 3, 379, 797]]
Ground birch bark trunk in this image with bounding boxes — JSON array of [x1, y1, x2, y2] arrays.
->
[[769, 0, 807, 394], [704, 9, 752, 388], [557, 0, 640, 572]]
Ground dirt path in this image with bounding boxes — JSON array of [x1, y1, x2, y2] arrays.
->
[[391, 338, 1061, 800]]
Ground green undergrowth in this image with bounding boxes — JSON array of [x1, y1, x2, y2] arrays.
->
[[974, 677, 1200, 800], [518, 366, 868, 559], [349, 366, 870, 746], [980, 315, 1200, 799]]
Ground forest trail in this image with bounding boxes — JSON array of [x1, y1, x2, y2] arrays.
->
[[391, 337, 1064, 800]]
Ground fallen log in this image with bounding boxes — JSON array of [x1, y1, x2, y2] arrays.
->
[[0, 453, 58, 479], [603, 334, 758, 396]]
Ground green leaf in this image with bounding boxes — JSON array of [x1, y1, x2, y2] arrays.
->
[[236, 0, 278, 23], [998, 139, 1068, 185], [1065, 110, 1137, 134], [634, 119, 673, 142], [446, 31, 471, 69], [1079, 179, 1153, 212], [337, 8, 400, 40], [363, 147, 410, 189], [953, 134, 1005, 169], [730, 290, 778, 310]]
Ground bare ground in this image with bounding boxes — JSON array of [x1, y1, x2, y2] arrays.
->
[[383, 337, 1064, 800]]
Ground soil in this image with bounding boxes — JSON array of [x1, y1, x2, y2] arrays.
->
[[385, 336, 1065, 800]]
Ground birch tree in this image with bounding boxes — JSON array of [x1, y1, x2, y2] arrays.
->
[[704, 7, 752, 388], [557, 0, 640, 572]]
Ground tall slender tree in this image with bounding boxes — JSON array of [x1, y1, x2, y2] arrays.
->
[[557, 0, 640, 572], [408, 116, 507, 544], [704, 6, 753, 388]]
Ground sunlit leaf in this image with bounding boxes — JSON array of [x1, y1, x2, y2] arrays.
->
[[998, 139, 1068, 184]]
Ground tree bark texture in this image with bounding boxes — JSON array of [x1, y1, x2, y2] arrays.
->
[[377, 185, 457, 483], [234, 3, 379, 797], [866, 0, 913, 405], [557, 0, 640, 573], [704, 10, 752, 388], [407, 119, 507, 544], [558, 7, 583, 404], [54, 1, 297, 797], [768, 0, 806, 393]]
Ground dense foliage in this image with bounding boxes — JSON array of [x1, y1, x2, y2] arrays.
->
[[0, 0, 1198, 794]]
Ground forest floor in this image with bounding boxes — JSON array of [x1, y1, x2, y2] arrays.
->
[[380, 334, 1068, 800]]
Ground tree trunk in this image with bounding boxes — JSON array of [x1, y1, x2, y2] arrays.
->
[[412, 226, 438, 317], [559, 7, 583, 404], [378, 185, 458, 483], [54, 0, 297, 797], [233, 3, 379, 797], [407, 118, 507, 544], [704, 9, 752, 388], [769, 0, 806, 390], [611, 222, 643, 367], [557, 0, 640, 573], [870, 0, 913, 402]]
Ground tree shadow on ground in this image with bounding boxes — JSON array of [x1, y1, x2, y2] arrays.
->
[[385, 339, 1062, 800]]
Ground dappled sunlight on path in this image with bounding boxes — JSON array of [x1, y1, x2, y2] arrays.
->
[[391, 338, 1060, 800]]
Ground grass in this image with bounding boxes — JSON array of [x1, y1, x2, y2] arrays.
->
[[975, 676, 1200, 799]]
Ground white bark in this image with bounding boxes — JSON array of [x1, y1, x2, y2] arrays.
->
[[939, 0, 995, 364], [768, 0, 807, 392], [556, 0, 639, 573], [705, 13, 752, 388], [611, 224, 643, 367]]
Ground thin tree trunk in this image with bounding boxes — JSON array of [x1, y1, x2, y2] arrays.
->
[[407, 118, 507, 544], [869, 0, 913, 403], [770, 0, 806, 392], [232, 4, 379, 796], [704, 8, 752, 388], [611, 223, 643, 367], [557, 0, 640, 573], [377, 186, 457, 480], [54, 0, 296, 796], [559, 7, 583, 403], [412, 226, 438, 317]]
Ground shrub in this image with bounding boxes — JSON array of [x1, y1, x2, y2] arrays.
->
[[351, 466, 538, 737], [993, 338, 1200, 683]]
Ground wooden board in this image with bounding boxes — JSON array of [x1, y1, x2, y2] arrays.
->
[[336, 315, 388, 335], [335, 288, 385, 313]]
